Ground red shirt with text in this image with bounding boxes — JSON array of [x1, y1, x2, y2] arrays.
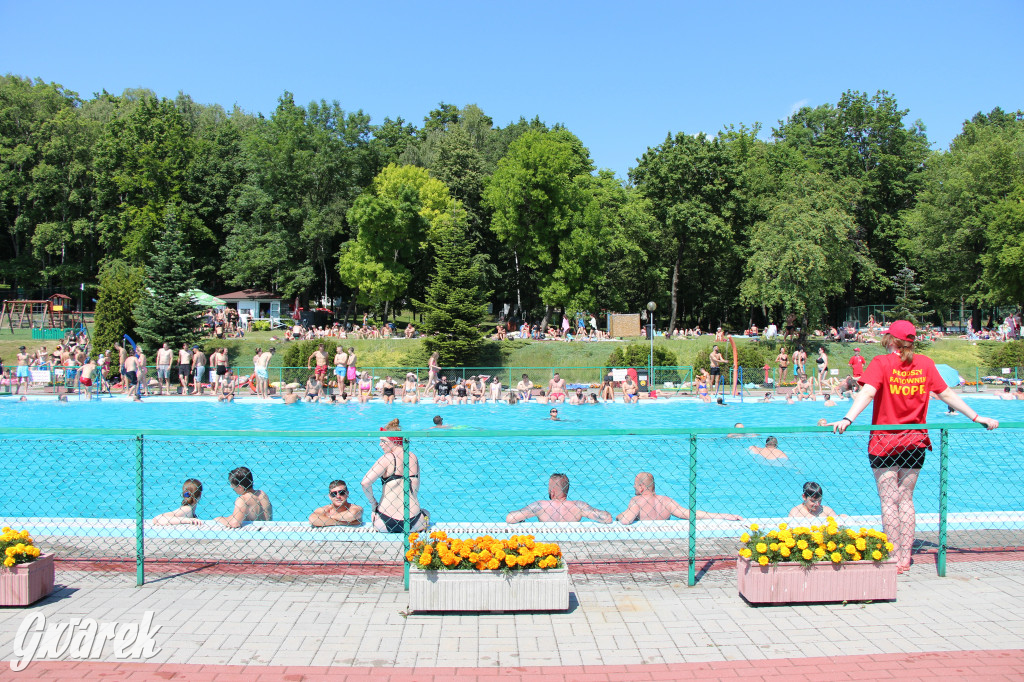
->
[[858, 353, 947, 457]]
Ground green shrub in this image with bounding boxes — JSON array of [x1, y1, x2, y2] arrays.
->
[[607, 343, 679, 368], [984, 340, 1024, 370], [250, 321, 271, 332]]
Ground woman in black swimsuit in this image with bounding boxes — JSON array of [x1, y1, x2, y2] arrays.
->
[[381, 376, 396, 405], [361, 418, 428, 533]]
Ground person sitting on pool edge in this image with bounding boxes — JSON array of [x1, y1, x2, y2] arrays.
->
[[506, 473, 612, 524], [153, 478, 203, 526], [309, 479, 363, 527], [788, 481, 839, 518], [214, 467, 273, 528], [362, 418, 430, 533], [617, 472, 742, 524], [749, 436, 787, 460]]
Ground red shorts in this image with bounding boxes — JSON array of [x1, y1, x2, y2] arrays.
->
[[315, 365, 328, 377], [79, 377, 93, 387]]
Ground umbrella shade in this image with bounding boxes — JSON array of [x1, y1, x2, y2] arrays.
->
[[934, 364, 963, 387], [187, 289, 226, 306]]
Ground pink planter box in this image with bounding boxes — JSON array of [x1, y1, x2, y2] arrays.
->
[[0, 554, 55, 606], [737, 556, 897, 605]]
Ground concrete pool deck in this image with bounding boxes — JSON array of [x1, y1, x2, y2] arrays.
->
[[1, 550, 1022, 681]]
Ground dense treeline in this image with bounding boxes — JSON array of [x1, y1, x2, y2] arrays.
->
[[2, 75, 1022, 336]]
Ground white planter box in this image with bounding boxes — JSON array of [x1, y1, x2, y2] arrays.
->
[[409, 566, 570, 612], [737, 556, 897, 605]]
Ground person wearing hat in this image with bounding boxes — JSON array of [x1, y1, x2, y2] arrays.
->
[[832, 320, 998, 574], [14, 346, 31, 395], [848, 347, 866, 380]]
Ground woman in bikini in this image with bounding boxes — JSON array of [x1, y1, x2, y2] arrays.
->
[[402, 373, 419, 403], [816, 346, 829, 385], [776, 347, 789, 385], [697, 370, 711, 403], [357, 371, 373, 403], [361, 418, 429, 533], [600, 373, 615, 402], [426, 352, 440, 396]]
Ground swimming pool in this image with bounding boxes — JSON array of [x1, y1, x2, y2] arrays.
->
[[1, 395, 1021, 528]]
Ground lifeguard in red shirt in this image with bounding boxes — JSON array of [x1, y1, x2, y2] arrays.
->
[[830, 320, 998, 575], [848, 347, 866, 380]]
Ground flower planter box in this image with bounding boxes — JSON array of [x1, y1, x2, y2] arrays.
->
[[0, 554, 55, 606], [737, 556, 897, 605], [409, 566, 570, 612]]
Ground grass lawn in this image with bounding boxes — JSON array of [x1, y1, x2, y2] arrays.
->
[[0, 325, 1009, 381]]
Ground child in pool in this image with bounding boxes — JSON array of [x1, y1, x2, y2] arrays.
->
[[152, 479, 203, 526]]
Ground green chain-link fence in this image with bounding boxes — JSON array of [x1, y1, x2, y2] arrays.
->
[[2, 422, 1021, 587]]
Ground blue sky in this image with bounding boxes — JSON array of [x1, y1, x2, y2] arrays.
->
[[2, 0, 1021, 178]]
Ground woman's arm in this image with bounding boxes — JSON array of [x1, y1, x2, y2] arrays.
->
[[832, 384, 877, 433], [935, 388, 999, 429], [361, 456, 388, 510]]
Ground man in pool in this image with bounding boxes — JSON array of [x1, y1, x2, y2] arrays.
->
[[548, 373, 567, 403], [548, 408, 560, 421], [516, 373, 534, 401], [506, 473, 612, 524], [788, 481, 839, 518], [749, 436, 787, 460], [431, 415, 451, 429], [214, 466, 273, 528], [617, 472, 742, 524], [309, 479, 363, 527]]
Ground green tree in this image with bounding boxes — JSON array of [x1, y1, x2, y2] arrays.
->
[[339, 164, 455, 313], [903, 108, 1024, 317], [630, 132, 741, 330], [740, 173, 857, 329], [416, 209, 490, 366], [132, 209, 204, 352], [483, 128, 594, 326], [888, 266, 928, 324], [92, 258, 144, 355]]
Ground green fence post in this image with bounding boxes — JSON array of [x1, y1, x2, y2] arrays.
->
[[135, 434, 145, 587], [938, 428, 949, 577], [687, 432, 697, 587], [402, 436, 411, 591]]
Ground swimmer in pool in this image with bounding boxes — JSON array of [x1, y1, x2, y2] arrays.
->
[[788, 481, 838, 518], [153, 479, 203, 526], [214, 467, 273, 528], [308, 479, 363, 527], [617, 472, 742, 523], [506, 473, 612, 524], [749, 436, 787, 460]]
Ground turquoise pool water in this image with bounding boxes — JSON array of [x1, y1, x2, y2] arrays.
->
[[1, 395, 1020, 525]]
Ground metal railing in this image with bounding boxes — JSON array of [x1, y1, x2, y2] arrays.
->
[[1, 422, 1021, 588]]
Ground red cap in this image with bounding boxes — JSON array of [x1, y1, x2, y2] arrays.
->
[[888, 320, 916, 342], [854, 347, 860, 351]]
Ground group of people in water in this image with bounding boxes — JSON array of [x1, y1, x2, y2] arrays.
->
[[154, 416, 847, 532]]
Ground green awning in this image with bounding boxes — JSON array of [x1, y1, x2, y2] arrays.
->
[[187, 289, 226, 306]]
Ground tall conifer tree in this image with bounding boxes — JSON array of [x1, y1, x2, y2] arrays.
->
[[133, 208, 204, 352]]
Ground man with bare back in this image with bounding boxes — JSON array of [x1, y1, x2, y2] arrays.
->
[[506, 473, 612, 524], [616, 472, 741, 524]]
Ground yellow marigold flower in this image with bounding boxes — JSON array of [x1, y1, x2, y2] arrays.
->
[[505, 555, 517, 567], [486, 558, 500, 570], [855, 538, 867, 551], [780, 547, 791, 558], [767, 530, 779, 539], [518, 555, 532, 567], [478, 550, 492, 562], [811, 532, 824, 545], [885, 542, 894, 551], [778, 522, 788, 530], [418, 554, 431, 567], [494, 549, 506, 561], [831, 552, 842, 563], [757, 556, 769, 566], [852, 552, 862, 561], [826, 541, 837, 551], [872, 550, 882, 561], [740, 533, 750, 543], [408, 532, 419, 542], [859, 527, 867, 535], [802, 549, 813, 561], [784, 538, 796, 548], [750, 524, 759, 532], [739, 548, 752, 559], [4, 548, 14, 557], [3, 558, 13, 568], [769, 543, 779, 552], [845, 544, 856, 555], [796, 540, 808, 550], [756, 543, 768, 554]]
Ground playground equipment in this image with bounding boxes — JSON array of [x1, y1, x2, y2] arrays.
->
[[1, 294, 87, 336]]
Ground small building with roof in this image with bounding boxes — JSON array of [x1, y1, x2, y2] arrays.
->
[[214, 289, 286, 325]]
